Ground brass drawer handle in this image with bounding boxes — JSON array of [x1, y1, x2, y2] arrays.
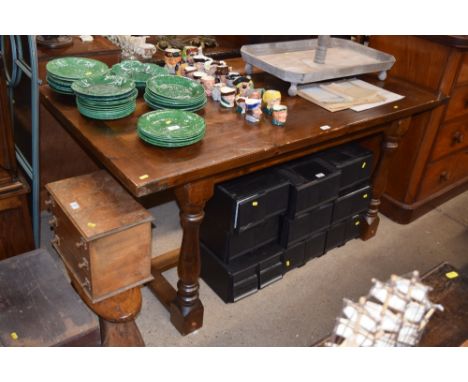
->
[[75, 238, 88, 251], [78, 257, 89, 271], [51, 234, 61, 246], [48, 215, 58, 228], [80, 277, 91, 291], [452, 131, 464, 144], [439, 171, 450, 182]]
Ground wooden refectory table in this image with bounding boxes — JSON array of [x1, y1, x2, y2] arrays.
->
[[39, 58, 444, 340]]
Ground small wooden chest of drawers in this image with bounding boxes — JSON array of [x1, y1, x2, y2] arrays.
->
[[45, 170, 153, 303]]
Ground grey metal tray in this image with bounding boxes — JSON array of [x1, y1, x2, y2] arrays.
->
[[241, 38, 395, 96]]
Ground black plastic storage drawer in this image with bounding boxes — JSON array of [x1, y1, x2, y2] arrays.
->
[[304, 230, 327, 263], [278, 157, 340, 218], [318, 144, 372, 191], [332, 184, 371, 222], [280, 203, 333, 247], [256, 244, 284, 288], [282, 240, 306, 273], [201, 243, 259, 303], [200, 243, 283, 303], [325, 212, 364, 252], [202, 168, 290, 233], [201, 215, 280, 263]]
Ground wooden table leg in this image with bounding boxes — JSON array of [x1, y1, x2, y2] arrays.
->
[[171, 179, 214, 335], [361, 117, 412, 240], [72, 281, 145, 346]]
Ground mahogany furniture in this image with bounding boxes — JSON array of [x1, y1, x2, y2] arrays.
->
[[369, 36, 468, 223], [40, 57, 442, 335], [46, 171, 153, 346], [0, 248, 101, 346], [0, 51, 34, 259]]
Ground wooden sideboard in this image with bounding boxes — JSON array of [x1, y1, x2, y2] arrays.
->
[[369, 36, 468, 223]]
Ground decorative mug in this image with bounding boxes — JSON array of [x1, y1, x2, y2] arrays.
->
[[206, 60, 221, 76], [135, 43, 156, 59], [233, 76, 253, 97], [220, 86, 236, 108], [245, 98, 262, 123], [193, 55, 208, 72], [212, 83, 224, 102], [201, 75, 215, 96], [272, 104, 287, 126], [193, 71, 206, 83], [226, 72, 241, 87], [183, 65, 197, 79], [248, 87, 264, 99], [164, 48, 182, 74], [262, 90, 282, 115], [235, 95, 246, 114], [182, 46, 198, 64], [215, 64, 229, 85]]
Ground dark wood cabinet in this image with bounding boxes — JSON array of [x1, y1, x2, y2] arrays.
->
[[369, 36, 468, 223]]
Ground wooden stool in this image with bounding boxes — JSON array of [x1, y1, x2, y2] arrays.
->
[[0, 248, 100, 346]]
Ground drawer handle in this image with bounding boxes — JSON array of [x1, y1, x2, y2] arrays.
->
[[75, 238, 88, 251], [439, 171, 450, 182], [48, 215, 58, 228], [78, 257, 89, 271], [80, 277, 91, 291], [51, 234, 61, 246], [452, 131, 464, 145]]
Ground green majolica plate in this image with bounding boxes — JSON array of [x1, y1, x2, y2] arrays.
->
[[146, 75, 205, 100], [77, 104, 135, 120], [143, 93, 207, 112], [144, 90, 206, 106], [138, 131, 205, 148], [46, 57, 109, 80], [137, 110, 205, 141], [111, 60, 168, 83], [77, 99, 136, 113], [76, 89, 138, 107], [71, 74, 136, 97]]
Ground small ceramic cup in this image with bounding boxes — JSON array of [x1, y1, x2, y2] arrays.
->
[[262, 89, 282, 115], [193, 55, 208, 72], [164, 48, 182, 74], [245, 98, 263, 123], [248, 88, 264, 99], [220, 86, 236, 108], [271, 104, 288, 126], [215, 64, 229, 84], [233, 76, 253, 97], [183, 65, 197, 79], [182, 46, 198, 64], [226, 72, 241, 87], [206, 60, 221, 76], [136, 43, 156, 59], [212, 83, 224, 102], [235, 95, 247, 114], [193, 71, 207, 83], [201, 75, 215, 96]]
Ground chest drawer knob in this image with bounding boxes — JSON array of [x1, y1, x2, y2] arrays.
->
[[78, 257, 89, 271], [439, 171, 450, 182], [75, 238, 88, 251], [51, 234, 61, 246], [452, 131, 464, 145]]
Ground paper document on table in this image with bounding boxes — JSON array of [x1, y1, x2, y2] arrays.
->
[[298, 79, 404, 112]]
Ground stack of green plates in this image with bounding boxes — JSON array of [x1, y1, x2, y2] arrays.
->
[[144, 75, 207, 112], [46, 57, 109, 95], [110, 60, 169, 90], [71, 74, 137, 120], [137, 110, 206, 148]]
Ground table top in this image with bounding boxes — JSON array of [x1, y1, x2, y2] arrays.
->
[[40, 58, 443, 197]]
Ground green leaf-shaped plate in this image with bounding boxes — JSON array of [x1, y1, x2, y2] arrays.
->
[[71, 74, 136, 97], [111, 60, 169, 83], [137, 110, 205, 141], [46, 57, 109, 80], [146, 75, 205, 100]]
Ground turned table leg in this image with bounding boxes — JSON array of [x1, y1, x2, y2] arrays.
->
[[171, 180, 214, 335], [361, 117, 412, 240], [72, 281, 145, 346]]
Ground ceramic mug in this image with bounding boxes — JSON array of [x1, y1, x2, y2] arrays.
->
[[193, 71, 207, 83], [182, 46, 198, 64], [245, 98, 262, 123], [226, 72, 241, 87], [135, 43, 156, 59], [201, 75, 215, 96], [233, 76, 253, 97], [235, 95, 246, 114], [183, 65, 197, 79], [215, 64, 229, 84], [220, 86, 236, 108], [262, 90, 282, 115], [212, 83, 224, 102], [271, 104, 287, 126], [164, 48, 182, 74], [193, 55, 208, 72]]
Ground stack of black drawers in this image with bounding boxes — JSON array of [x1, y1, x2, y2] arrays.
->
[[200, 143, 373, 303]]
